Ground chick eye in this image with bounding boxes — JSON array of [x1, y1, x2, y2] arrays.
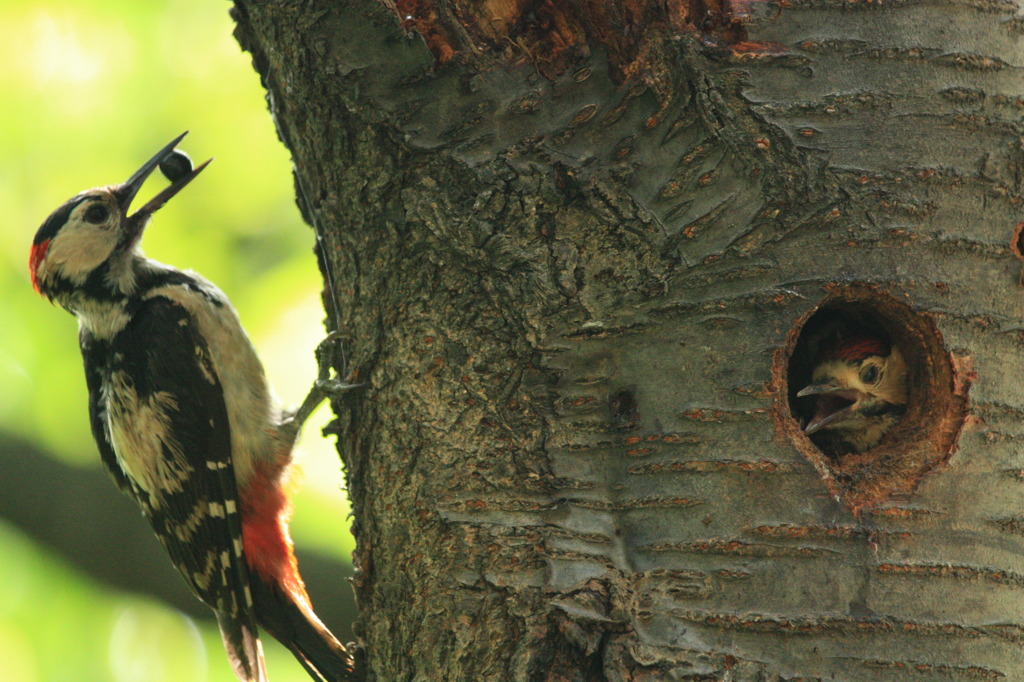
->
[[84, 204, 109, 224], [861, 365, 880, 384]]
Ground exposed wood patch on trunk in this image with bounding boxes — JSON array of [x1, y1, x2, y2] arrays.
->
[[382, 0, 764, 88]]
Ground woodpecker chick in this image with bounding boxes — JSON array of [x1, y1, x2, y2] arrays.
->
[[797, 337, 908, 454], [29, 132, 356, 682]]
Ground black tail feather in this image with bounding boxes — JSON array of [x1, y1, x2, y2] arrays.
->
[[216, 609, 269, 682], [250, 573, 357, 681]]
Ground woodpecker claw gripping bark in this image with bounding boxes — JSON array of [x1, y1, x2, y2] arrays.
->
[[29, 132, 358, 682]]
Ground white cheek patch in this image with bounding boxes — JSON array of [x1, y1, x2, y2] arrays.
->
[[45, 223, 119, 286]]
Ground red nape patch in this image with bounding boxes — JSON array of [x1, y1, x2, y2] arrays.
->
[[240, 463, 312, 606], [29, 239, 50, 294], [829, 337, 890, 363]]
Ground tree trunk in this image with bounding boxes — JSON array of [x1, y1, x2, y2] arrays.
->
[[231, 1, 1024, 679]]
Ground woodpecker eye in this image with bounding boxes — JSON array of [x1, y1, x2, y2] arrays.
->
[[84, 204, 110, 224], [861, 365, 880, 385]]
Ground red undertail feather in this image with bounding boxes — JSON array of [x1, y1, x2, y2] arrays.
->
[[29, 240, 50, 294], [240, 461, 310, 605], [241, 462, 356, 681]]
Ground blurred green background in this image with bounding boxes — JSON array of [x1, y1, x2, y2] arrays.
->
[[0, 1, 356, 680]]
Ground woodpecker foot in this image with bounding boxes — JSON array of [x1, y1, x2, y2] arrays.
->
[[285, 332, 362, 436], [315, 377, 362, 397], [314, 331, 345, 383], [314, 331, 363, 395]]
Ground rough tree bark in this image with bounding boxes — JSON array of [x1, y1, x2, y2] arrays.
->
[[232, 1, 1024, 679]]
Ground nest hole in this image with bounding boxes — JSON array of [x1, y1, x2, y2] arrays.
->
[[777, 286, 970, 508]]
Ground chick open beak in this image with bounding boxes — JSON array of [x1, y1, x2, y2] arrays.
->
[[796, 382, 864, 435], [116, 131, 211, 238]]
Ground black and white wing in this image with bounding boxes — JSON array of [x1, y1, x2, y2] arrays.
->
[[81, 329, 132, 495], [97, 295, 266, 682]]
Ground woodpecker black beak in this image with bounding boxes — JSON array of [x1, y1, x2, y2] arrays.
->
[[117, 131, 211, 237], [796, 382, 864, 435]]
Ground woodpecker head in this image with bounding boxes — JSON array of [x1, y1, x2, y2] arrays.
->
[[29, 132, 210, 304], [797, 336, 909, 453]]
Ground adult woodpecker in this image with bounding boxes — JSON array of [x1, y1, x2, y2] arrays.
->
[[797, 335, 908, 454], [29, 133, 357, 682]]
